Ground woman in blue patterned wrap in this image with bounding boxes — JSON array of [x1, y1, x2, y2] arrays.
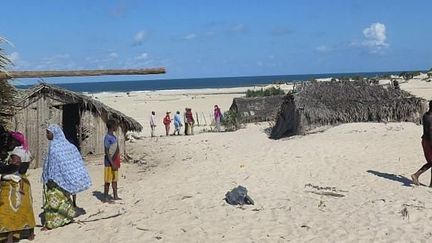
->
[[41, 124, 92, 230]]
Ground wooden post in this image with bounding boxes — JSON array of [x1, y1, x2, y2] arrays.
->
[[0, 67, 166, 79], [202, 112, 207, 126], [195, 112, 200, 126]]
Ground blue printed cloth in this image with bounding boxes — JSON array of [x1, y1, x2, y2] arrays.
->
[[174, 114, 182, 128], [42, 124, 92, 194]]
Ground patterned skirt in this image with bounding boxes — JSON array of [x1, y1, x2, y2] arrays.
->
[[0, 177, 36, 241], [43, 182, 76, 229]]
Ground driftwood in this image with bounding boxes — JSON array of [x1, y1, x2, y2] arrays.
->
[[0, 67, 166, 79]]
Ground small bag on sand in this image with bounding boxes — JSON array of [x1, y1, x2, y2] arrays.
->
[[225, 185, 254, 206]]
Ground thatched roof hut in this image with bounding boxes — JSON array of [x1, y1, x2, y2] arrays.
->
[[229, 95, 285, 123], [13, 83, 143, 168], [270, 81, 425, 139]]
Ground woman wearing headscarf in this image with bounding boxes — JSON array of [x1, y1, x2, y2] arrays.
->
[[213, 105, 222, 132], [0, 131, 36, 243], [184, 108, 195, 135], [41, 124, 92, 230]]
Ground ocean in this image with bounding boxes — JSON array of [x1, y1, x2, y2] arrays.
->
[[15, 71, 403, 93]]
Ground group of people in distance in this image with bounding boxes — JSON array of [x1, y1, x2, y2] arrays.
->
[[150, 105, 223, 137], [0, 119, 122, 242]]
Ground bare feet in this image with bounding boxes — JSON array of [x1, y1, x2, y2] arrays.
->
[[28, 233, 35, 241], [411, 174, 420, 186], [41, 227, 49, 231], [102, 197, 115, 204], [113, 196, 122, 201]]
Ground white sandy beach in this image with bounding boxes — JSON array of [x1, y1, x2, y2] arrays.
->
[[23, 79, 432, 242]]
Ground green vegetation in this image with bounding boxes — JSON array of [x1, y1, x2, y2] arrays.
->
[[399, 71, 422, 80], [245, 87, 285, 97], [221, 110, 240, 131]]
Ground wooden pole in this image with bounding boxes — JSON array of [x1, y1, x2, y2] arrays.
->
[[195, 112, 200, 126], [0, 67, 166, 79], [202, 112, 207, 126]]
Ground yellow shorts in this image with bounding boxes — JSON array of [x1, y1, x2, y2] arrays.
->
[[104, 167, 119, 183]]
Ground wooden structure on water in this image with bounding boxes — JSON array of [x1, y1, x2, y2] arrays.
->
[[13, 83, 143, 168], [270, 81, 426, 139]]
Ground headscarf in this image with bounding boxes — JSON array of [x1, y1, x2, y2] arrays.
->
[[214, 105, 222, 119], [42, 124, 92, 194], [10, 131, 29, 152]]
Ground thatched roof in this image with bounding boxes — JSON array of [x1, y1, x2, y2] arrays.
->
[[229, 95, 284, 123], [17, 83, 143, 132], [271, 81, 425, 139]]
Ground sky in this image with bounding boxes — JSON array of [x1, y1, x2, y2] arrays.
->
[[1, 0, 431, 84]]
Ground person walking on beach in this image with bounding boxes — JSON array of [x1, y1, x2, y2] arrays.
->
[[103, 119, 121, 202], [173, 111, 182, 135], [412, 101, 432, 186], [150, 111, 157, 137], [163, 112, 172, 136], [214, 105, 223, 132], [184, 108, 195, 135]]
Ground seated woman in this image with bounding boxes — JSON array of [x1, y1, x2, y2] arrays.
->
[[1, 132, 33, 188], [42, 124, 92, 230], [0, 131, 36, 243]]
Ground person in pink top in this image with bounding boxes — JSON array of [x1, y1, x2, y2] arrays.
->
[[214, 105, 222, 132]]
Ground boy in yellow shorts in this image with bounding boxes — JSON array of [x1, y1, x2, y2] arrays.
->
[[103, 119, 121, 202]]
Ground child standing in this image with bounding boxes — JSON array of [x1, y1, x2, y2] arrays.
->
[[103, 119, 121, 202]]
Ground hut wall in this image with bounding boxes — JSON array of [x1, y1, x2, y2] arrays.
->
[[13, 96, 63, 168], [230, 96, 284, 123], [80, 110, 126, 158], [80, 110, 105, 156]]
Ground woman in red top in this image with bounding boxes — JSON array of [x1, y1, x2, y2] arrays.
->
[[163, 112, 172, 136], [184, 108, 195, 135]]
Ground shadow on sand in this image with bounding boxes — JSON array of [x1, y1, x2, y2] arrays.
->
[[92, 191, 110, 202], [367, 170, 413, 187]]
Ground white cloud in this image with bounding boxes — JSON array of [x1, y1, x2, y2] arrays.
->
[[361, 22, 389, 52], [134, 31, 148, 45], [349, 22, 389, 53], [316, 45, 332, 53], [182, 33, 198, 40], [135, 52, 149, 60], [7, 52, 20, 63], [109, 52, 118, 58]]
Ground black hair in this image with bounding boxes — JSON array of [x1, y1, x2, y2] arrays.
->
[[106, 119, 118, 130]]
